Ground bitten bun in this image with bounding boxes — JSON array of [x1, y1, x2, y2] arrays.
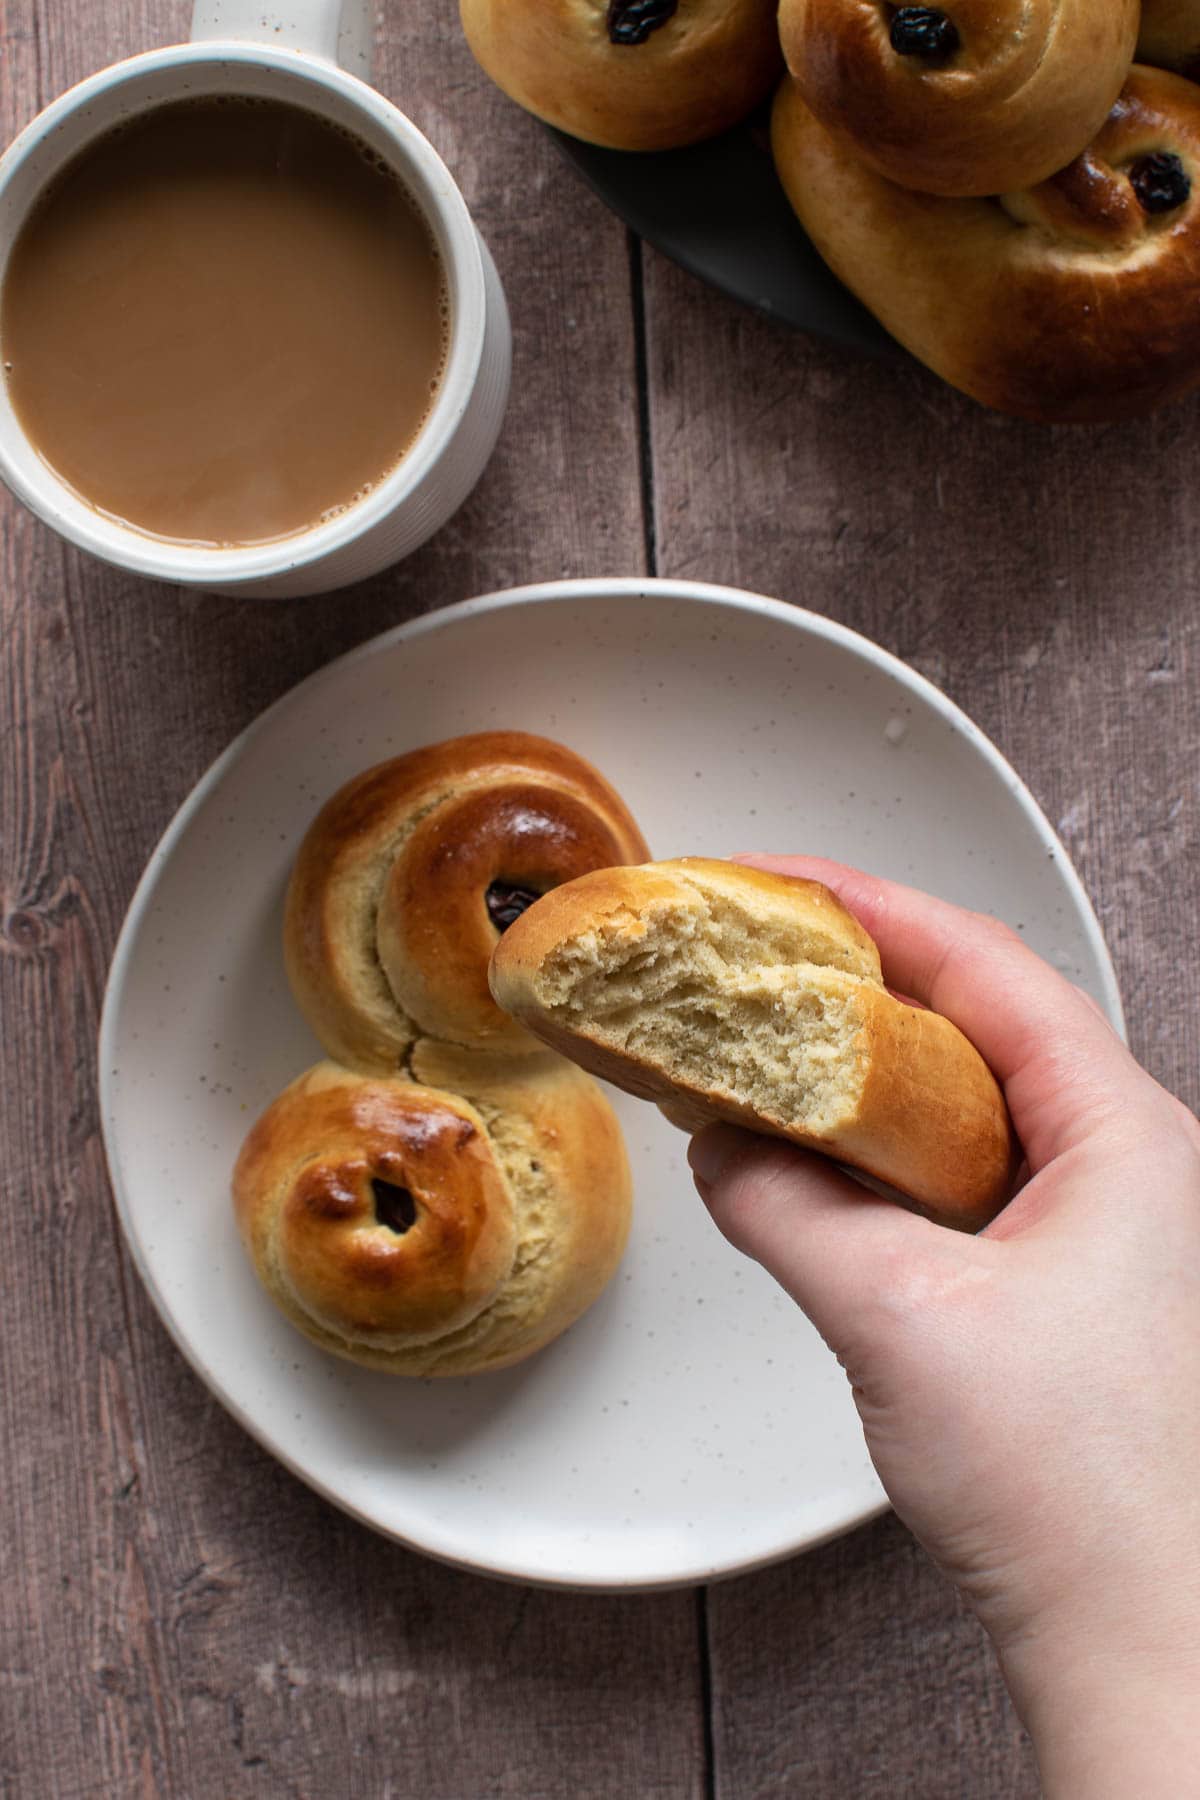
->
[[777, 0, 1138, 196], [459, 0, 783, 151], [284, 730, 649, 1071], [770, 67, 1200, 424], [489, 858, 1018, 1230], [233, 1053, 631, 1377]]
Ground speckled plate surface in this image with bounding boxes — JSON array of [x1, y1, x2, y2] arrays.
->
[[99, 579, 1122, 1590]]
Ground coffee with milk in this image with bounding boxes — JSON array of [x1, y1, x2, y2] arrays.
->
[[1, 96, 449, 546]]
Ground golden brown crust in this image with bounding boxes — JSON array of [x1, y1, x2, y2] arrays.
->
[[233, 1056, 633, 1376], [459, 0, 783, 151], [232, 1064, 518, 1349], [830, 989, 1018, 1226], [771, 67, 1200, 424], [778, 0, 1138, 196], [283, 730, 649, 1069], [490, 858, 1018, 1229], [239, 731, 644, 1377]]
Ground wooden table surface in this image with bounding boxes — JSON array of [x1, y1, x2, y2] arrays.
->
[[4, 4, 1198, 1795]]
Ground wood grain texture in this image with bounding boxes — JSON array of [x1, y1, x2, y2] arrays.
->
[[643, 250, 1199, 1797], [708, 1517, 1033, 1798], [0, 4, 705, 1798], [3, 0, 1199, 1793]]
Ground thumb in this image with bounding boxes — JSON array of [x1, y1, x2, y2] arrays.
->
[[688, 1124, 983, 1365]]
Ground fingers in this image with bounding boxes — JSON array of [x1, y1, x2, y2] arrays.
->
[[734, 854, 1099, 1062], [688, 1124, 975, 1361], [734, 854, 1145, 1170]]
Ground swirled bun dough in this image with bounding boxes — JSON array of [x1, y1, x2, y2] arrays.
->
[[771, 67, 1200, 423], [489, 859, 1018, 1230], [1139, 1, 1200, 77], [238, 730, 646, 1376], [777, 0, 1138, 196], [284, 730, 650, 1071], [233, 1051, 632, 1376], [459, 0, 783, 151]]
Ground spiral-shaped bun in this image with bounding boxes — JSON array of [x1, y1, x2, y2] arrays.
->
[[1139, 1, 1200, 77], [459, 0, 783, 152], [777, 0, 1138, 196], [236, 731, 646, 1376], [234, 1052, 632, 1376], [284, 731, 650, 1071], [771, 66, 1200, 422]]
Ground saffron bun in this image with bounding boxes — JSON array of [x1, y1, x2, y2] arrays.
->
[[459, 0, 783, 151], [283, 730, 649, 1072], [776, 0, 1139, 196], [233, 1052, 632, 1377], [234, 731, 648, 1375], [770, 67, 1200, 423], [489, 858, 1018, 1231]]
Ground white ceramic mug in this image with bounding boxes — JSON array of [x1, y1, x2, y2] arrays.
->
[[0, 0, 511, 597]]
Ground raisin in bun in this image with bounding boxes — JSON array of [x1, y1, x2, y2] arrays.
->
[[233, 1052, 631, 1377], [489, 858, 1018, 1230], [777, 0, 1138, 196], [771, 66, 1200, 423], [459, 0, 783, 152], [1139, 1, 1200, 77], [284, 730, 650, 1071]]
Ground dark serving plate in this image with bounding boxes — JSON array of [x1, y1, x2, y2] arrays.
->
[[550, 115, 899, 360]]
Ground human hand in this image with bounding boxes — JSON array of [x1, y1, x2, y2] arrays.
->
[[688, 857, 1200, 1795]]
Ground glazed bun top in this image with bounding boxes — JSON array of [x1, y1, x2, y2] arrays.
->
[[777, 0, 1139, 196], [233, 1062, 517, 1350], [233, 1049, 633, 1376]]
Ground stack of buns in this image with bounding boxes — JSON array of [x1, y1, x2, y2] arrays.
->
[[232, 731, 649, 1377], [460, 0, 1200, 422], [771, 2, 1200, 422]]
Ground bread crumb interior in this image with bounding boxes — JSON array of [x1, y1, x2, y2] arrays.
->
[[534, 889, 872, 1132]]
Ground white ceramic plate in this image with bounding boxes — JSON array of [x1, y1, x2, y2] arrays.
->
[[100, 578, 1123, 1590]]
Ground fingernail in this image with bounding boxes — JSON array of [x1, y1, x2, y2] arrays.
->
[[687, 1124, 746, 1187]]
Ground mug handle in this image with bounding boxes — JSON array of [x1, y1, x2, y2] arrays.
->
[[189, 0, 370, 77]]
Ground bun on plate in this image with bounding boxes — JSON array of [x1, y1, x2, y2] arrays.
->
[[234, 730, 648, 1374], [233, 1051, 631, 1377], [284, 730, 649, 1071]]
